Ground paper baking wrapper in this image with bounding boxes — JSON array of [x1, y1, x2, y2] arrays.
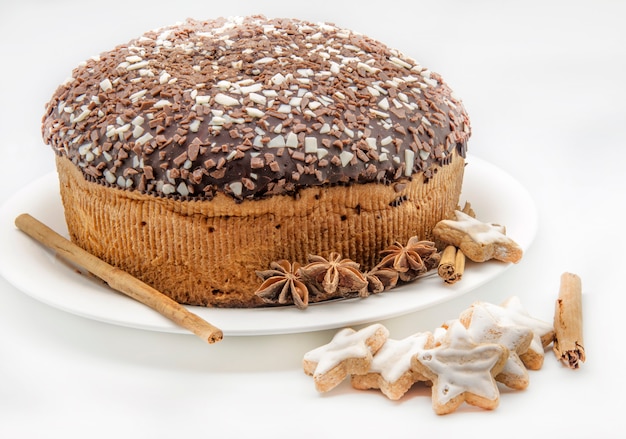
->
[[55, 154, 464, 307]]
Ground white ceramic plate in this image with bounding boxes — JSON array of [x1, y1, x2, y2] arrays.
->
[[0, 155, 536, 336]]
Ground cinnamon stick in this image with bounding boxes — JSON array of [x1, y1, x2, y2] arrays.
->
[[437, 246, 465, 284], [553, 272, 585, 368], [15, 213, 223, 344], [437, 246, 456, 282], [454, 247, 466, 281]]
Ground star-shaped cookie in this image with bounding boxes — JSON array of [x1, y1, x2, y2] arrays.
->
[[474, 296, 554, 370], [461, 305, 533, 389], [303, 323, 389, 392], [433, 210, 523, 263], [351, 332, 433, 400], [411, 321, 508, 415]]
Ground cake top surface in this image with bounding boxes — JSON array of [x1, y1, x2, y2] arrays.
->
[[42, 15, 470, 200]]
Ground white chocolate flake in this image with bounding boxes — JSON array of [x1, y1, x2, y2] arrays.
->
[[229, 181, 243, 197], [161, 183, 175, 195], [389, 56, 412, 69], [131, 115, 144, 126], [285, 132, 298, 148], [304, 137, 318, 153], [240, 83, 263, 94], [404, 150, 415, 176], [268, 135, 285, 148], [132, 125, 144, 138], [189, 120, 201, 132], [214, 93, 240, 107], [249, 92, 267, 106], [153, 99, 172, 108], [245, 107, 265, 118], [339, 151, 354, 167], [316, 148, 328, 159], [126, 60, 150, 71], [103, 169, 116, 184], [270, 72, 286, 85], [176, 182, 189, 196], [135, 132, 153, 145], [73, 109, 91, 123], [99, 78, 113, 92], [195, 95, 210, 105]]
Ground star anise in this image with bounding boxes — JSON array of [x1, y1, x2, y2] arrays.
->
[[300, 252, 368, 297], [361, 266, 400, 297], [254, 260, 310, 309], [378, 236, 441, 282]]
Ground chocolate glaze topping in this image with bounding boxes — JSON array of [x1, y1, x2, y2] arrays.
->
[[42, 16, 471, 200]]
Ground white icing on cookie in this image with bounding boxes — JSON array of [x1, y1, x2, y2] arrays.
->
[[413, 321, 507, 407], [434, 210, 523, 263], [463, 305, 533, 389], [448, 210, 506, 243], [303, 323, 389, 376], [476, 296, 554, 368], [369, 332, 432, 383], [432, 325, 451, 346]]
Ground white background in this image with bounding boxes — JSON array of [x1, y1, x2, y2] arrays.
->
[[1, 0, 624, 437]]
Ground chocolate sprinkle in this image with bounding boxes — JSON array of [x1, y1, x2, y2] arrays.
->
[[42, 16, 470, 201]]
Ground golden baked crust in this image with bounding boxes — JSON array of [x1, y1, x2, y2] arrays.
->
[[57, 152, 464, 307]]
